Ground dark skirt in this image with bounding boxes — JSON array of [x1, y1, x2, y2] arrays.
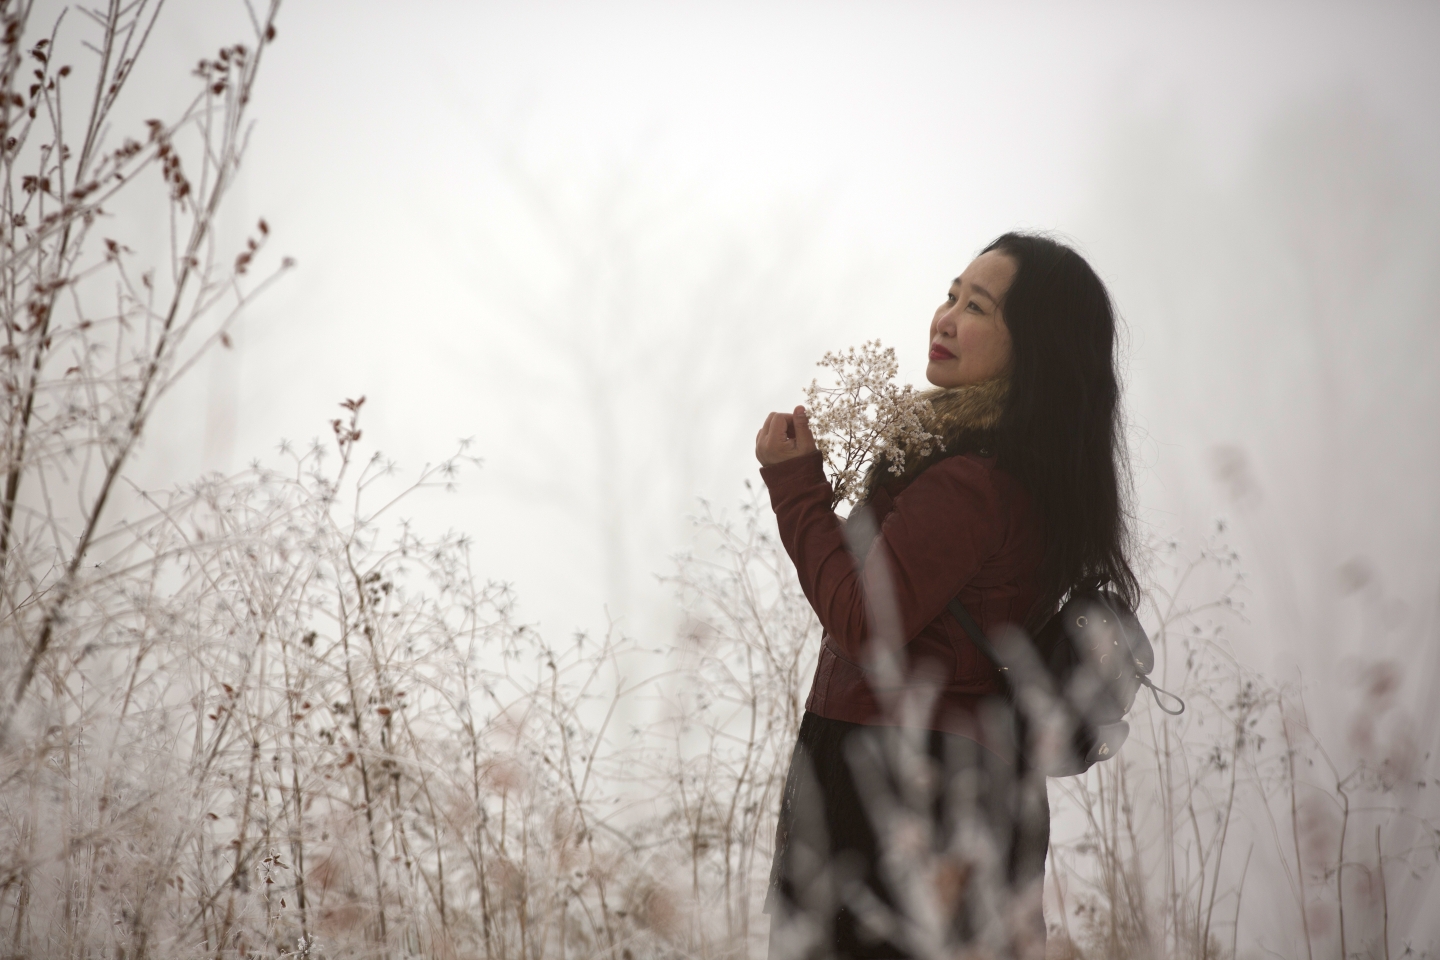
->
[[765, 712, 1049, 960]]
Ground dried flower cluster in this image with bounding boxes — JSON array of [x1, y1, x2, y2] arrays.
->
[[803, 339, 940, 509]]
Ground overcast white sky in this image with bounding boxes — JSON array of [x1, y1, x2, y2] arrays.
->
[[69, 0, 1438, 759]]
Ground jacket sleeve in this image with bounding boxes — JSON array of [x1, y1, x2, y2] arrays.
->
[[759, 451, 1007, 663]]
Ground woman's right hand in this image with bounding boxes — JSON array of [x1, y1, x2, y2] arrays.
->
[[755, 406, 818, 466]]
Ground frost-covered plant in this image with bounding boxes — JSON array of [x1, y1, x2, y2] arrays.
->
[[802, 340, 939, 509], [1044, 530, 1440, 960], [0, 0, 288, 748], [661, 489, 822, 954]]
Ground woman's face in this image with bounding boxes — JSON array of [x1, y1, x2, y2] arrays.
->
[[926, 250, 1016, 388]]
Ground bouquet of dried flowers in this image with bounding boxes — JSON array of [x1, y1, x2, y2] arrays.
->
[[804, 340, 941, 510]]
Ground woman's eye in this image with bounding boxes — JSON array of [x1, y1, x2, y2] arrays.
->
[[945, 293, 957, 305], [967, 301, 983, 312]]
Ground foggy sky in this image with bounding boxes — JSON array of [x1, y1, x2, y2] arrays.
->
[[83, 0, 1438, 794]]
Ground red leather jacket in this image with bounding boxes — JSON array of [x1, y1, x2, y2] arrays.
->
[[759, 450, 1044, 748]]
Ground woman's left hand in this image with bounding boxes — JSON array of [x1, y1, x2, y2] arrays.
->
[[755, 406, 818, 466]]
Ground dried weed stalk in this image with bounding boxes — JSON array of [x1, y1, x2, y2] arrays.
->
[[0, 0, 288, 747], [659, 489, 821, 956]]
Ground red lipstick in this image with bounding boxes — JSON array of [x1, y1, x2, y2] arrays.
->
[[929, 342, 956, 361]]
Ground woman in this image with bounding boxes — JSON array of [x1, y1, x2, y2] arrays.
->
[[755, 232, 1138, 960]]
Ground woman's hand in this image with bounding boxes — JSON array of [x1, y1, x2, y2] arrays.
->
[[755, 406, 818, 466]]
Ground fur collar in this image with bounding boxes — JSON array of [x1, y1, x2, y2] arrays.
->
[[864, 377, 1009, 497]]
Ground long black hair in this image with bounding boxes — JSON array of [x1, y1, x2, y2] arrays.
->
[[982, 232, 1138, 625]]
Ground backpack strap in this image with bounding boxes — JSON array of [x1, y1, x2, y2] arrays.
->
[[945, 597, 1011, 692]]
